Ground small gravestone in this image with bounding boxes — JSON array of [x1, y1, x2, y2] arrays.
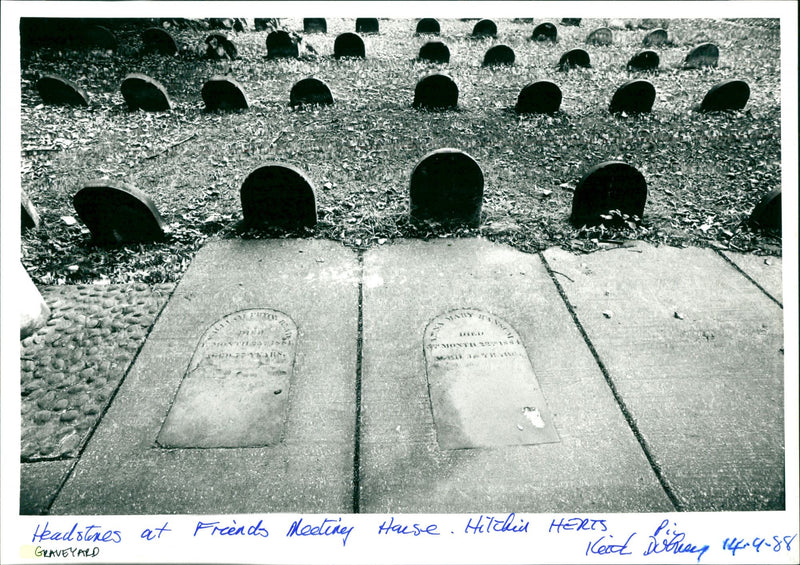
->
[[561, 18, 581, 26], [120, 73, 172, 112], [531, 22, 557, 42], [142, 27, 178, 55], [643, 28, 669, 47], [36, 74, 89, 107], [304, 18, 327, 33], [266, 30, 298, 59], [684, 42, 719, 68], [748, 189, 781, 230], [515, 81, 562, 114], [609, 80, 655, 114], [254, 18, 278, 32], [416, 18, 441, 35], [418, 41, 450, 64], [356, 18, 379, 34], [289, 78, 334, 107], [85, 24, 117, 50], [482, 45, 515, 66], [700, 80, 750, 111], [157, 309, 298, 448], [413, 74, 458, 110], [202, 76, 249, 111], [21, 190, 40, 232], [558, 48, 591, 71], [240, 163, 317, 229], [334, 32, 366, 59], [409, 148, 483, 227], [205, 33, 238, 60], [570, 161, 647, 227], [472, 19, 497, 38], [586, 27, 613, 46], [73, 180, 166, 244], [20, 263, 50, 340], [627, 50, 659, 71], [423, 309, 559, 449]]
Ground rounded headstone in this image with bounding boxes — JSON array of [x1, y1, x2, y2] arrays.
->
[[700, 79, 750, 112], [409, 149, 484, 227], [570, 161, 647, 227], [609, 80, 656, 114], [531, 22, 557, 42], [413, 73, 458, 110], [240, 163, 318, 229], [205, 33, 238, 60], [334, 32, 366, 59], [472, 19, 497, 38], [558, 48, 591, 71], [586, 27, 613, 46], [85, 24, 117, 50], [643, 28, 669, 47], [684, 42, 719, 68], [142, 27, 178, 56], [304, 18, 327, 33], [36, 74, 89, 107], [289, 77, 334, 108], [748, 189, 781, 230], [416, 18, 441, 35], [418, 41, 450, 64], [561, 18, 582, 26], [482, 44, 515, 66], [202, 76, 249, 111], [627, 50, 660, 72], [356, 18, 379, 34], [73, 180, 166, 244], [120, 73, 172, 112], [21, 190, 40, 232], [515, 81, 562, 114], [266, 30, 299, 59]]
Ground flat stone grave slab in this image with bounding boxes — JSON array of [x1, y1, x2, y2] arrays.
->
[[334, 32, 365, 59], [643, 28, 669, 47], [701, 79, 750, 111], [141, 27, 178, 55], [543, 242, 784, 511], [684, 42, 719, 68], [586, 27, 613, 46], [303, 18, 327, 33], [120, 73, 172, 112], [266, 29, 299, 59], [482, 44, 514, 66], [416, 18, 440, 35], [418, 41, 450, 64], [515, 80, 562, 114], [558, 48, 591, 70], [413, 73, 458, 110], [290, 77, 334, 108], [201, 76, 249, 111], [360, 239, 672, 512], [36, 74, 89, 107], [627, 50, 659, 72], [609, 79, 656, 114], [355, 18, 379, 34], [720, 252, 782, 304], [21, 461, 73, 515], [472, 19, 497, 38], [51, 239, 359, 514], [531, 22, 557, 42]]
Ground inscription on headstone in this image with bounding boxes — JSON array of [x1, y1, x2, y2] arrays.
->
[[157, 309, 298, 448], [416, 18, 441, 35], [423, 309, 560, 450]]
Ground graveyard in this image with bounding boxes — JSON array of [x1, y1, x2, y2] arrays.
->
[[16, 16, 787, 517]]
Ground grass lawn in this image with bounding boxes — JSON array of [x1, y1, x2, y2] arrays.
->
[[19, 17, 782, 285]]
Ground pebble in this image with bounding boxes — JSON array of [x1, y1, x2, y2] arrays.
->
[[33, 410, 52, 424], [60, 410, 79, 423], [54, 398, 69, 411]]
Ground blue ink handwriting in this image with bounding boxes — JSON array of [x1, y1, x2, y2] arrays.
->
[[286, 517, 354, 547], [193, 519, 269, 538], [32, 523, 122, 544], [549, 517, 608, 534], [586, 533, 636, 557], [140, 522, 171, 541], [723, 534, 797, 557], [377, 516, 439, 536], [643, 519, 709, 563], [465, 513, 529, 535]]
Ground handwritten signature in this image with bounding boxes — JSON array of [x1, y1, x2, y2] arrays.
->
[[643, 519, 709, 563]]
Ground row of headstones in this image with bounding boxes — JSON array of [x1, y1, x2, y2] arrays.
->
[[21, 151, 781, 243]]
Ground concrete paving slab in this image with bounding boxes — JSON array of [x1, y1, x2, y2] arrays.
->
[[722, 251, 783, 304], [51, 239, 358, 514], [20, 461, 73, 515], [543, 242, 784, 511], [360, 238, 673, 513]]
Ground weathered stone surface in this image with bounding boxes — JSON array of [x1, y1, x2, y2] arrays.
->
[[409, 148, 483, 227], [721, 252, 782, 304], [748, 189, 781, 230], [561, 18, 581, 26], [586, 27, 613, 46], [416, 18, 440, 34], [531, 22, 557, 42], [515, 80, 562, 114], [21, 461, 73, 515], [73, 180, 166, 244], [412, 73, 458, 110], [609, 79, 656, 114], [472, 19, 497, 38], [571, 161, 647, 226], [201, 76, 249, 111], [643, 28, 669, 47], [21, 190, 40, 232], [355, 18, 379, 34], [558, 48, 591, 70], [627, 50, 660, 71], [684, 42, 719, 68], [205, 33, 238, 60], [482, 44, 515, 66], [700, 79, 750, 111], [36, 74, 89, 107], [333, 32, 365, 58], [289, 77, 334, 107], [20, 264, 50, 340], [266, 29, 298, 59], [303, 18, 327, 33], [240, 163, 317, 229], [120, 73, 172, 112], [141, 27, 178, 55], [418, 41, 450, 63]]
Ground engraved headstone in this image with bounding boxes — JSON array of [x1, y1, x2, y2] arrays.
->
[[531, 22, 557, 42], [700, 79, 750, 112], [515, 81, 562, 114], [356, 18, 379, 34], [73, 180, 167, 244], [561, 18, 581, 26], [627, 50, 659, 72], [472, 19, 497, 38], [558, 48, 591, 71], [418, 41, 450, 64], [423, 309, 559, 449], [586, 27, 613, 46], [202, 76, 249, 111], [21, 190, 40, 232], [304, 18, 327, 33], [266, 29, 299, 59], [643, 28, 669, 47], [157, 309, 298, 448], [748, 189, 781, 230], [205, 33, 238, 60], [142, 27, 178, 55], [482, 44, 515, 66], [120, 73, 172, 112], [412, 73, 458, 110], [334, 32, 366, 58], [570, 161, 647, 227], [409, 148, 483, 227], [240, 163, 318, 229], [684, 42, 719, 68], [289, 77, 334, 108], [416, 18, 441, 35], [609, 79, 655, 114], [36, 74, 89, 107]]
